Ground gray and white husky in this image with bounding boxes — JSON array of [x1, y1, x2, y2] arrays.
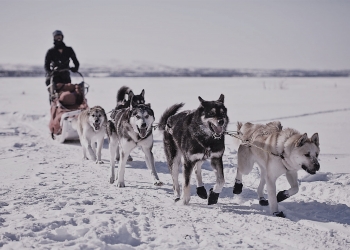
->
[[232, 121, 320, 218], [107, 100, 163, 187], [75, 106, 107, 163], [158, 94, 229, 205]]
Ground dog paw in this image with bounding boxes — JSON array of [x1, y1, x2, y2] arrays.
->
[[233, 182, 243, 194], [277, 190, 290, 202], [208, 188, 220, 205], [196, 186, 208, 199], [182, 196, 191, 205], [116, 181, 126, 188], [82, 156, 89, 160], [154, 181, 164, 186], [109, 176, 115, 184], [273, 211, 286, 218], [96, 160, 104, 164], [174, 197, 180, 202], [259, 197, 269, 206], [127, 155, 133, 162]]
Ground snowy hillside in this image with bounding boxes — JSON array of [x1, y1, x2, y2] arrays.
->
[[1, 77, 350, 249]]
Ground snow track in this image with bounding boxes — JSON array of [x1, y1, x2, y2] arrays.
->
[[1, 78, 350, 249]]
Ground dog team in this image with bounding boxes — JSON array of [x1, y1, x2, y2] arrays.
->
[[75, 86, 320, 218]]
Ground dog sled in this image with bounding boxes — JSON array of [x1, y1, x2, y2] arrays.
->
[[47, 69, 89, 143]]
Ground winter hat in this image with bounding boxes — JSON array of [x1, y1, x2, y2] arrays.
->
[[53, 30, 64, 38]]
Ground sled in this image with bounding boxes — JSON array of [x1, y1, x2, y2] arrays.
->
[[47, 69, 89, 143]]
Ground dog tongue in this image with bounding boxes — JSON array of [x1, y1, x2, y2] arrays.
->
[[139, 128, 147, 138], [94, 123, 100, 130], [211, 123, 223, 134]]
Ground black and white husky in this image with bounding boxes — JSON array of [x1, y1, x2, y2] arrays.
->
[[107, 100, 163, 187], [158, 94, 229, 205], [110, 86, 145, 120]]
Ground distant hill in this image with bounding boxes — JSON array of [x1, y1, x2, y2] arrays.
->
[[1, 64, 349, 77]]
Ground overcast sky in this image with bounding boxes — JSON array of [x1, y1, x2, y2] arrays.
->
[[1, 0, 349, 70]]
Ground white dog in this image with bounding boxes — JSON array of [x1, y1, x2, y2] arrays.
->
[[75, 106, 107, 163], [233, 121, 320, 218]]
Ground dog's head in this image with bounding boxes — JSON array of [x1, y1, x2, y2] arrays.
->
[[88, 106, 107, 132], [129, 102, 155, 139], [129, 89, 145, 106], [198, 94, 229, 139], [289, 133, 320, 174]]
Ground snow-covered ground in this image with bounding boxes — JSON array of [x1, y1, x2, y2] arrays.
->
[[1, 77, 350, 249]]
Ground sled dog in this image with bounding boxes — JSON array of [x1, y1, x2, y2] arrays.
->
[[232, 121, 320, 218], [110, 86, 145, 119], [107, 100, 163, 187], [158, 94, 229, 205], [76, 106, 107, 163], [110, 86, 146, 161]]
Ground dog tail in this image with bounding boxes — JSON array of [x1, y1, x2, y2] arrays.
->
[[116, 86, 133, 106], [158, 103, 184, 131]]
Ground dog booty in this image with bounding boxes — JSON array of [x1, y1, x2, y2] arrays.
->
[[273, 211, 286, 218], [208, 188, 220, 205], [233, 182, 243, 194], [259, 197, 269, 206], [196, 186, 208, 199], [277, 190, 290, 202]]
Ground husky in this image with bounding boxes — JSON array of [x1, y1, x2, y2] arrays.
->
[[110, 86, 145, 119], [158, 94, 229, 205], [107, 99, 163, 187], [232, 121, 320, 218], [110, 86, 146, 161], [75, 106, 107, 163]]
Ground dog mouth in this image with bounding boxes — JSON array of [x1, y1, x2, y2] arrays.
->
[[302, 165, 316, 175], [137, 126, 148, 138], [209, 122, 225, 136], [93, 122, 101, 131]]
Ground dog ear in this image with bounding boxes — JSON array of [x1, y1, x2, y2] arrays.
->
[[218, 94, 224, 103], [140, 89, 145, 98], [198, 96, 205, 104], [128, 90, 134, 101], [311, 133, 319, 147], [296, 133, 308, 147]]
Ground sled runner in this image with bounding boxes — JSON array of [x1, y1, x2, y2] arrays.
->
[[47, 69, 89, 143]]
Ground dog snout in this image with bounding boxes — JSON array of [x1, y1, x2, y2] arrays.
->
[[95, 119, 100, 123], [141, 123, 147, 128], [218, 119, 224, 126]]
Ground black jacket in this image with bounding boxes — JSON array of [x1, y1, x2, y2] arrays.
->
[[44, 42, 79, 74]]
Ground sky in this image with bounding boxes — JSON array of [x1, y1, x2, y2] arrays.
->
[[1, 0, 350, 70]]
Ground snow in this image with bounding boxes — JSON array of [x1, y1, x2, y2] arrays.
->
[[1, 77, 350, 249]]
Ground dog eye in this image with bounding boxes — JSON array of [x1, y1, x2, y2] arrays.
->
[[145, 115, 149, 118], [98, 114, 101, 117], [304, 152, 310, 157], [207, 112, 215, 117], [136, 115, 141, 119], [316, 153, 319, 158], [92, 114, 95, 117]]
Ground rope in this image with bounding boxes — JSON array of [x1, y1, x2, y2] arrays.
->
[[224, 130, 285, 160]]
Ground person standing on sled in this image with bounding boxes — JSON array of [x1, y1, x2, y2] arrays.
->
[[44, 30, 80, 87]]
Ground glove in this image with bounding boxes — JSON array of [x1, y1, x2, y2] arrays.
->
[[70, 67, 78, 73]]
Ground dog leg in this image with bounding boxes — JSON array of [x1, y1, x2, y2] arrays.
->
[[171, 154, 181, 202], [277, 170, 298, 202], [95, 136, 104, 164], [266, 174, 285, 217], [234, 145, 254, 194], [195, 161, 207, 199], [109, 136, 118, 184], [182, 161, 195, 205], [257, 165, 268, 206], [81, 137, 96, 161], [209, 157, 225, 205], [142, 145, 163, 186], [115, 144, 120, 161], [117, 141, 135, 187]]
